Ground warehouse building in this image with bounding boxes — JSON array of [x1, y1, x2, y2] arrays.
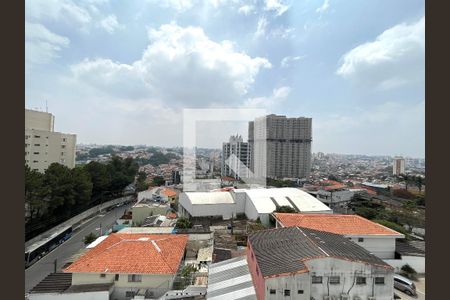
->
[[178, 188, 332, 225]]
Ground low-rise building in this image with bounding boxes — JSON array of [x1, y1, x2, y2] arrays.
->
[[63, 233, 188, 300], [178, 188, 332, 226], [247, 226, 395, 300], [273, 213, 404, 259], [132, 203, 171, 226]]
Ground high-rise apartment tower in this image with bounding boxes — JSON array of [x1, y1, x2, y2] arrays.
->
[[249, 114, 312, 179], [25, 109, 77, 173]]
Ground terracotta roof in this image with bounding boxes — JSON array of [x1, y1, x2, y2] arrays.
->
[[273, 213, 403, 236], [161, 188, 177, 197], [64, 233, 188, 274], [319, 180, 346, 191]]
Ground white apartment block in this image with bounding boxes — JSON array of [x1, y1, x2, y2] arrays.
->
[[25, 109, 76, 173], [221, 134, 251, 179], [249, 114, 312, 180], [392, 157, 405, 176]]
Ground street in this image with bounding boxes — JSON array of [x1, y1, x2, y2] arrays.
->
[[395, 277, 425, 300], [25, 203, 133, 293]]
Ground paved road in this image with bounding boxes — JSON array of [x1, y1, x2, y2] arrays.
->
[[395, 277, 425, 300], [25, 203, 133, 293]]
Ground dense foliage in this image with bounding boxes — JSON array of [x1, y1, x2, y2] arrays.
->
[[267, 178, 299, 188], [275, 205, 297, 213], [175, 217, 193, 229], [25, 156, 139, 240]]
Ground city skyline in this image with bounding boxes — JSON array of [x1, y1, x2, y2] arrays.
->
[[25, 0, 424, 158]]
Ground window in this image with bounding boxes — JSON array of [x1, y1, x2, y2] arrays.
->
[[128, 274, 142, 282], [298, 290, 304, 294], [100, 274, 106, 278], [34, 144, 40, 146], [358, 237, 364, 242], [375, 277, 385, 285], [125, 291, 135, 298], [329, 276, 340, 284], [25, 135, 30, 139], [312, 276, 322, 284], [284, 290, 290, 296], [34, 135, 40, 138], [25, 144, 29, 147], [61, 152, 65, 156], [356, 277, 366, 285], [270, 289, 276, 295], [61, 145, 66, 149], [115, 274, 119, 281], [33, 160, 38, 163], [62, 138, 66, 142]]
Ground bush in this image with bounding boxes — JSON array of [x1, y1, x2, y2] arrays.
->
[[83, 232, 97, 245], [400, 264, 418, 280], [175, 217, 193, 229], [275, 205, 296, 213]]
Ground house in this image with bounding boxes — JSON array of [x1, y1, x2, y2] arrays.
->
[[273, 213, 404, 259], [137, 187, 178, 203], [178, 188, 332, 225], [63, 233, 188, 300], [247, 227, 395, 300]]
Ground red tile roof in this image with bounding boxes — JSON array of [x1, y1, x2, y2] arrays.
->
[[161, 188, 177, 197], [319, 180, 346, 191], [273, 213, 403, 236], [64, 234, 188, 274]]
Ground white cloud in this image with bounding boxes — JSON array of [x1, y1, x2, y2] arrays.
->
[[337, 16, 425, 90], [71, 23, 271, 106], [238, 4, 255, 15], [244, 86, 291, 108], [26, 0, 92, 26], [151, 0, 196, 12], [280, 55, 305, 68], [25, 22, 70, 67], [254, 17, 268, 39], [98, 15, 124, 34], [264, 0, 289, 16], [316, 0, 330, 14], [270, 26, 295, 39]]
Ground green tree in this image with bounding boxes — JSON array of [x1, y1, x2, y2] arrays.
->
[[275, 205, 297, 213], [83, 232, 98, 245], [25, 165, 47, 222], [175, 217, 193, 229], [44, 163, 75, 217], [152, 176, 165, 186], [373, 219, 409, 236], [85, 161, 111, 199], [414, 176, 424, 193], [136, 171, 149, 192], [71, 166, 93, 207]]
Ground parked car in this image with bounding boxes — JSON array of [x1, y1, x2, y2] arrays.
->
[[394, 274, 417, 296]]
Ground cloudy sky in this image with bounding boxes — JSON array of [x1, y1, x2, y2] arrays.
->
[[25, 0, 425, 157]]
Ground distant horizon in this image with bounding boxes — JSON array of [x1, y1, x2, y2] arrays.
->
[[76, 143, 425, 160]]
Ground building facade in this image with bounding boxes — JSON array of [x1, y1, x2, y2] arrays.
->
[[25, 109, 76, 173], [247, 227, 395, 300], [249, 114, 312, 180], [221, 134, 251, 179], [392, 157, 405, 176]]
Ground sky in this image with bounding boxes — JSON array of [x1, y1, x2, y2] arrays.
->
[[25, 0, 425, 158]]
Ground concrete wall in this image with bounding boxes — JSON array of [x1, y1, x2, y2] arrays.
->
[[306, 257, 394, 300], [28, 291, 109, 300], [265, 273, 310, 300], [178, 194, 236, 219], [132, 205, 170, 226], [72, 272, 174, 298], [384, 256, 425, 274], [347, 236, 397, 259]]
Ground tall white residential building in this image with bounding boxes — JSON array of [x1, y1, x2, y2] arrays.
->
[[221, 134, 251, 179], [392, 156, 406, 176], [249, 114, 312, 180], [25, 109, 77, 173]]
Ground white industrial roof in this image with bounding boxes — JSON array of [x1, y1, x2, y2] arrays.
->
[[86, 235, 108, 249], [244, 187, 332, 214], [183, 192, 235, 205]]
